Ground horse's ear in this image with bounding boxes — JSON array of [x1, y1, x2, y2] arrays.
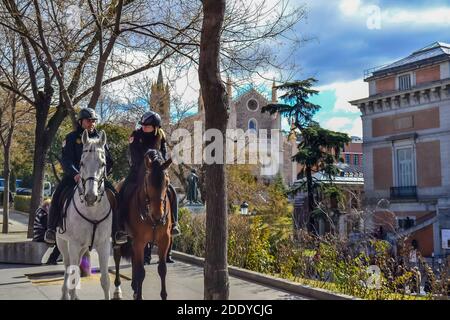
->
[[161, 158, 172, 171], [144, 155, 152, 170], [99, 130, 107, 147], [81, 130, 89, 145]]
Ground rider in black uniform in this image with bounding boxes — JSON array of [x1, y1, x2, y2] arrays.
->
[[44, 108, 128, 246], [120, 111, 180, 262]]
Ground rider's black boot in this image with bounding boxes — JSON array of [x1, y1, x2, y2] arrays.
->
[[44, 200, 59, 245], [168, 184, 181, 236], [45, 176, 74, 245], [112, 208, 127, 246]]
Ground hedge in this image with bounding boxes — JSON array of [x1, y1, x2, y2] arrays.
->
[[14, 195, 31, 213]]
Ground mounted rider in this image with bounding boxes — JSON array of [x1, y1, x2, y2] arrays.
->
[[44, 108, 128, 245], [119, 110, 181, 236]]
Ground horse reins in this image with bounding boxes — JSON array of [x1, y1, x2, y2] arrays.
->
[[78, 175, 106, 203], [142, 168, 169, 228], [77, 147, 107, 204]]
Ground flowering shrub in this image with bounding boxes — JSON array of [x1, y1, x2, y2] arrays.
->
[[174, 208, 445, 300]]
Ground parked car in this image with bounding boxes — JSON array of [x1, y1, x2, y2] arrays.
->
[[16, 188, 32, 196], [0, 180, 14, 206]]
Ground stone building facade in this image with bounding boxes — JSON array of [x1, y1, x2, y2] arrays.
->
[[351, 42, 450, 257]]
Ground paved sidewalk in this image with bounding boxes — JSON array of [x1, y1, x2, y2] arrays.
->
[[0, 208, 29, 243], [0, 209, 310, 300], [0, 258, 309, 300]]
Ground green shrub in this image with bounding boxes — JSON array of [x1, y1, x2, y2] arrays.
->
[[242, 216, 275, 274], [173, 206, 436, 300], [173, 207, 206, 257], [14, 195, 31, 213], [228, 215, 252, 268]]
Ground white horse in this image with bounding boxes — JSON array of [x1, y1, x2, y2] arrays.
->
[[56, 130, 112, 300]]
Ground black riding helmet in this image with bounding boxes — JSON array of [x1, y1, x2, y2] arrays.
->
[[78, 108, 98, 121], [140, 111, 161, 127]]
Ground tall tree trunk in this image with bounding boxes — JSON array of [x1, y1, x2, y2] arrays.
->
[[27, 139, 46, 237], [28, 94, 68, 237], [199, 0, 229, 300], [2, 150, 11, 234], [27, 94, 52, 237], [2, 95, 16, 234], [50, 156, 61, 184], [306, 165, 314, 230]]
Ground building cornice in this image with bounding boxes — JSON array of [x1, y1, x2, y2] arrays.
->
[[350, 78, 450, 116], [365, 56, 449, 82]]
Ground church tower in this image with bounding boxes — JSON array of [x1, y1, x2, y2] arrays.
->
[[270, 79, 281, 131], [150, 67, 170, 126]]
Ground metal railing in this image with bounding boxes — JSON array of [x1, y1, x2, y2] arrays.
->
[[363, 63, 391, 80], [390, 186, 417, 200]]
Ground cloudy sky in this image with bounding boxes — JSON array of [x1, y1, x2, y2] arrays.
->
[[295, 0, 450, 137], [112, 0, 450, 138]]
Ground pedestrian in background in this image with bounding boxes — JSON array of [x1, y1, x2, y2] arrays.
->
[[33, 199, 61, 265]]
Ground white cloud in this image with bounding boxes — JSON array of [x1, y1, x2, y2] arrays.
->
[[348, 117, 362, 138], [318, 78, 368, 113], [323, 116, 362, 138], [339, 0, 361, 16], [324, 117, 352, 130], [340, 1, 450, 27], [382, 7, 450, 26]]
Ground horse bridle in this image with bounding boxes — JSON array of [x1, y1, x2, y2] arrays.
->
[[142, 168, 169, 227], [77, 149, 107, 204]]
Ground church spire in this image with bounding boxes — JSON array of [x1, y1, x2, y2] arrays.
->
[[151, 66, 170, 126], [271, 79, 277, 103], [157, 66, 164, 88]]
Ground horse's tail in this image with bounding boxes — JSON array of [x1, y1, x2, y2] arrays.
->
[[119, 238, 133, 261]]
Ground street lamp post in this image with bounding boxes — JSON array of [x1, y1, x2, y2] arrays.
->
[[240, 201, 249, 215]]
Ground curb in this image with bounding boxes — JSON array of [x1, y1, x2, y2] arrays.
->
[[11, 209, 29, 216], [0, 240, 50, 264], [171, 250, 358, 300]]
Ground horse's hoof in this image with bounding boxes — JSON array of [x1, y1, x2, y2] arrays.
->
[[113, 292, 123, 300], [133, 293, 144, 300]]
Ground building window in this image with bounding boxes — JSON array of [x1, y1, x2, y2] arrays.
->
[[345, 154, 350, 164], [353, 155, 359, 166], [396, 147, 415, 186], [248, 118, 257, 132], [399, 74, 411, 91], [247, 98, 259, 111]]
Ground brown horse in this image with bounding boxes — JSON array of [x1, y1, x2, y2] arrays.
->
[[113, 149, 173, 300]]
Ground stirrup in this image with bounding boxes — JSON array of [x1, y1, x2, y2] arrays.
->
[[114, 232, 128, 245], [171, 224, 181, 236]]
